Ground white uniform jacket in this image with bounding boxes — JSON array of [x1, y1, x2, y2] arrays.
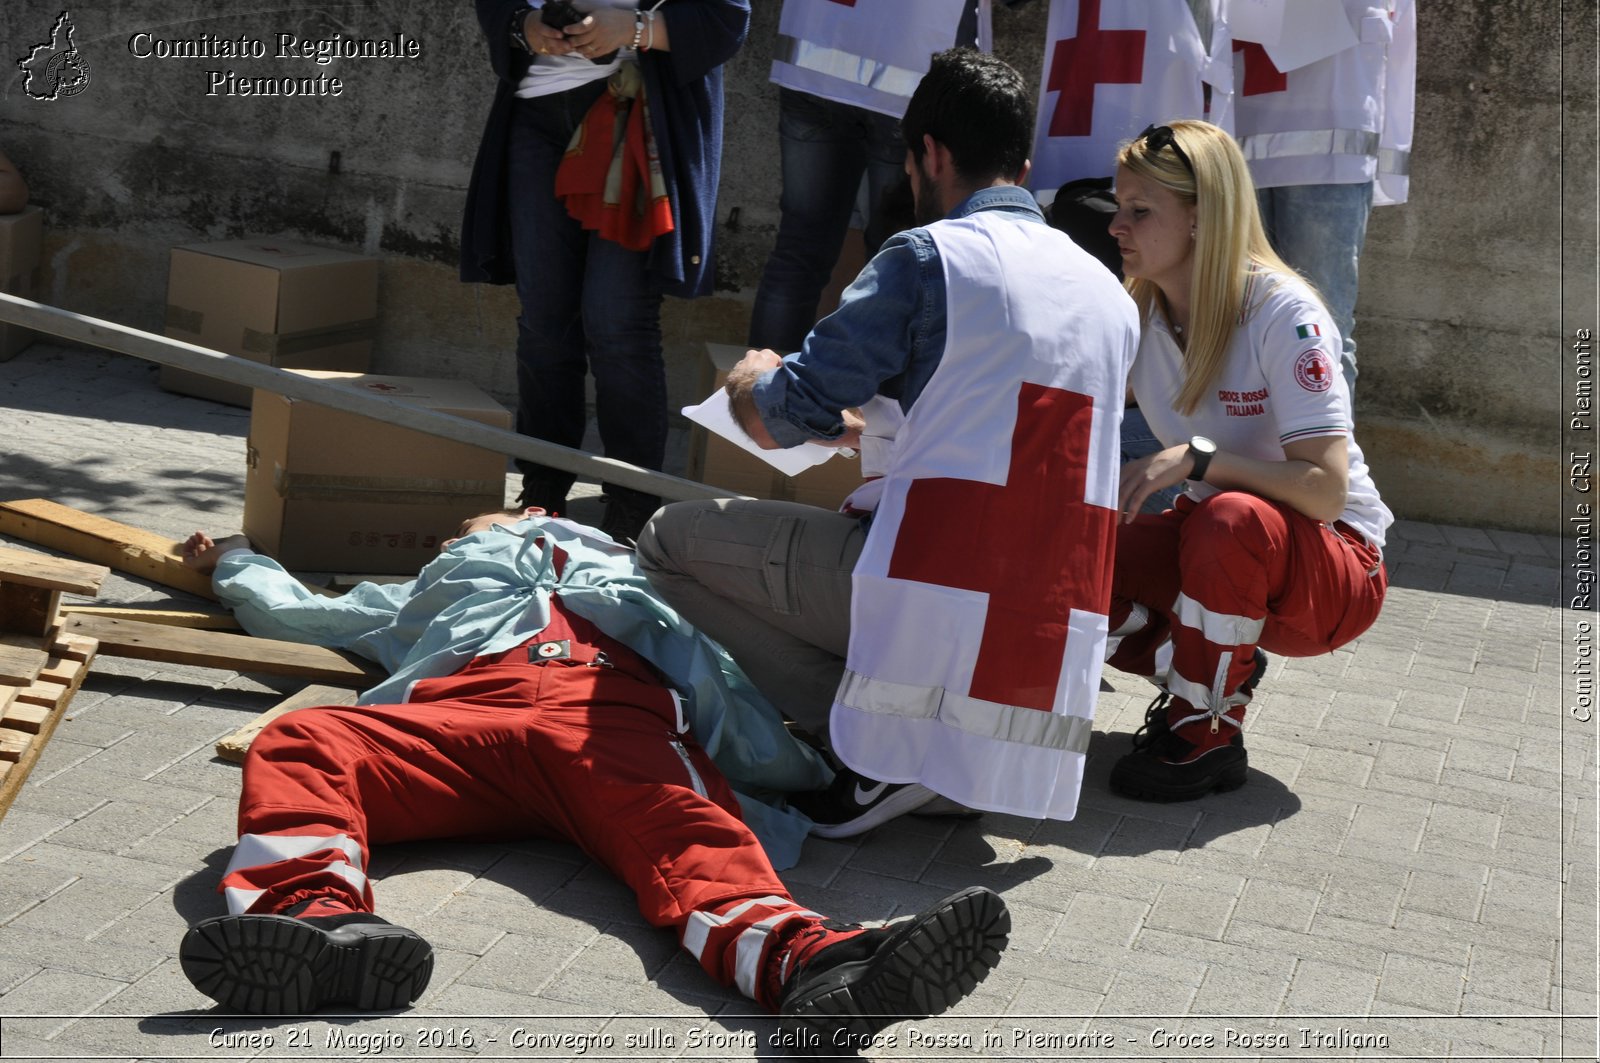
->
[[1225, 0, 1415, 204], [829, 209, 1140, 820], [771, 0, 980, 119]]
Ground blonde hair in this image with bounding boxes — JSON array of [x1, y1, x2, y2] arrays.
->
[[1115, 120, 1315, 415]]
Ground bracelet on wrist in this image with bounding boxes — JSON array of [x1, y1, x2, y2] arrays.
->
[[631, 11, 644, 51], [509, 6, 535, 54]]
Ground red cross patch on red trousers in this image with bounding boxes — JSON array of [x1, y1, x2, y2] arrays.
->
[[885, 383, 1115, 711]]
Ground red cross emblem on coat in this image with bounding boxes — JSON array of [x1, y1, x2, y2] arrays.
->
[[1046, 0, 1147, 138], [886, 383, 1114, 711], [1232, 40, 1288, 95]]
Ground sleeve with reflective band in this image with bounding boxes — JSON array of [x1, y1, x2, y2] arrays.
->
[[770, 0, 971, 119], [1226, 0, 1411, 193]]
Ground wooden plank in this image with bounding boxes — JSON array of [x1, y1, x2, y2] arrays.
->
[[0, 583, 60, 636], [0, 639, 48, 686], [37, 658, 81, 684], [0, 293, 738, 504], [0, 543, 108, 594], [215, 684, 359, 763], [0, 499, 214, 600], [16, 680, 69, 708], [0, 640, 97, 823], [61, 614, 379, 687], [0, 728, 30, 760], [2, 699, 50, 733], [51, 633, 98, 662], [58, 604, 242, 631]]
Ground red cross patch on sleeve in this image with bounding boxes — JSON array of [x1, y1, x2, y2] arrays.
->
[[1294, 349, 1334, 393]]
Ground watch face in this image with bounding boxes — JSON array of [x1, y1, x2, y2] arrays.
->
[[1192, 436, 1217, 454]]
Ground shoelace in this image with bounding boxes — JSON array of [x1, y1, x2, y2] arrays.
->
[[1128, 691, 1173, 753]]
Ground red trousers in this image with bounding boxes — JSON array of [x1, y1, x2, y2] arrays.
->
[[1108, 492, 1387, 721], [220, 599, 820, 1005]]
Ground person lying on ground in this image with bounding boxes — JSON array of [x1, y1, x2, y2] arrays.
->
[[175, 509, 1009, 1048]]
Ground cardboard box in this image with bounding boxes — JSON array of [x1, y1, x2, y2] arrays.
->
[[687, 343, 864, 510], [244, 371, 511, 573], [161, 238, 378, 407], [0, 206, 44, 362]]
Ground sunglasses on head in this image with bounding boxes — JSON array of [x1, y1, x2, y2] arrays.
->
[[1139, 124, 1195, 177]]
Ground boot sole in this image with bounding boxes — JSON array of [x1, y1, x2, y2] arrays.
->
[[1109, 747, 1250, 802], [779, 886, 1010, 1055], [179, 914, 433, 1014]]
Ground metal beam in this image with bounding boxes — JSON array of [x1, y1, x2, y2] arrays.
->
[[0, 291, 742, 503]]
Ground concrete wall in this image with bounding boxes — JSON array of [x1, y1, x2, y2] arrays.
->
[[0, 1, 1588, 532]]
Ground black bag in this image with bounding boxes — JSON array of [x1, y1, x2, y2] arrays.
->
[[1045, 176, 1122, 281]]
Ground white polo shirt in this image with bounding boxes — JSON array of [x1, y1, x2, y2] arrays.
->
[[1129, 272, 1393, 547]]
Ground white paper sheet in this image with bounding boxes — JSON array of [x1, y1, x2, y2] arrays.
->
[[681, 388, 839, 477]]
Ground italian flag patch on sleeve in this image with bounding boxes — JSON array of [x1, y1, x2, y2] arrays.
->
[[1295, 323, 1322, 339]]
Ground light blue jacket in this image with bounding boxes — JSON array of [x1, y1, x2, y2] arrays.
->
[[211, 516, 830, 868]]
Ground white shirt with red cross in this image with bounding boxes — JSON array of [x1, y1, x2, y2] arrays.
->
[[1028, 0, 1230, 196], [1128, 272, 1394, 547], [829, 208, 1140, 821]]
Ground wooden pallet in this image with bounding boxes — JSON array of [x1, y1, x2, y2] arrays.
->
[[0, 545, 108, 821], [0, 629, 100, 821]]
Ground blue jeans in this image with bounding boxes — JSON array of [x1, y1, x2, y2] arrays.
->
[[1256, 181, 1373, 397], [1121, 404, 1181, 513], [747, 88, 907, 352], [507, 80, 666, 509]]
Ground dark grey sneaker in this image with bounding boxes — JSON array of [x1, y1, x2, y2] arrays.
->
[[777, 886, 1010, 1056], [179, 909, 433, 1014], [791, 767, 938, 839]]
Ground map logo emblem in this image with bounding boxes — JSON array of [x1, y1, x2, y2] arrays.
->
[[18, 11, 92, 101]]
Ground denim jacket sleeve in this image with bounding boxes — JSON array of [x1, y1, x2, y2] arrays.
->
[[750, 229, 946, 446]]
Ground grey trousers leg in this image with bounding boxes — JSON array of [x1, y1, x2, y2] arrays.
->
[[636, 498, 864, 738]]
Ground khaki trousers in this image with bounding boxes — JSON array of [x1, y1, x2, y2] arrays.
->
[[637, 499, 866, 738]]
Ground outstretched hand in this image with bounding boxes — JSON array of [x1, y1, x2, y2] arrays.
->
[[181, 531, 251, 574]]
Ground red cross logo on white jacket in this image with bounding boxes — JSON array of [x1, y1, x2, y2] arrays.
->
[[1045, 0, 1147, 137], [885, 383, 1113, 711], [1232, 39, 1287, 95]]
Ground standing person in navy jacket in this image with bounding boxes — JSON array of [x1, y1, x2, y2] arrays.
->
[[461, 1, 749, 543]]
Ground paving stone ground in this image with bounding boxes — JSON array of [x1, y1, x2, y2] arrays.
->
[[0, 343, 1593, 1061]]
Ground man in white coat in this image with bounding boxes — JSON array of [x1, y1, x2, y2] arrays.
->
[[639, 48, 1139, 838]]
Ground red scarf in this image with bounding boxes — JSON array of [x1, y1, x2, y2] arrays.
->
[[554, 62, 675, 251]]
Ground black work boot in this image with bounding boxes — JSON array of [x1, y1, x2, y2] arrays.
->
[[1109, 649, 1268, 802], [773, 887, 1010, 1055], [179, 898, 434, 1014]]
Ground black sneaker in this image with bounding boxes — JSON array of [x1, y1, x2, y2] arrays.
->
[[179, 905, 434, 1014], [791, 767, 938, 839], [776, 886, 1010, 1055]]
